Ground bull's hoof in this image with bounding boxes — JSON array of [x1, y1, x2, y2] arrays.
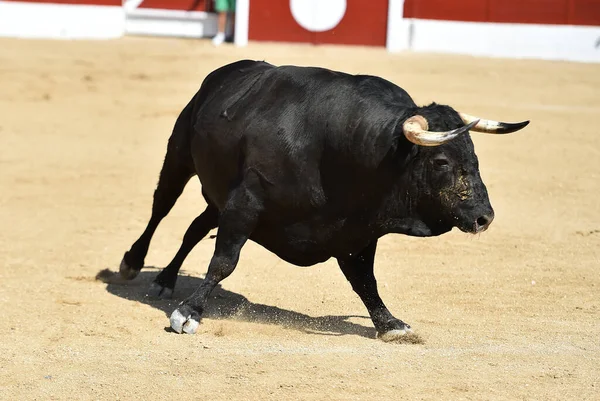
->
[[376, 319, 419, 343], [147, 282, 173, 299], [377, 327, 412, 342], [119, 254, 140, 280], [377, 324, 424, 344], [170, 306, 201, 334]]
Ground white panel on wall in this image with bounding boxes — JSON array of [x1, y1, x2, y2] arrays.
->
[[290, 0, 346, 32], [0, 1, 125, 39], [125, 8, 218, 38], [406, 19, 600, 63]]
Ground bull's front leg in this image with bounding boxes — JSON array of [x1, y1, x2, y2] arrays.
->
[[169, 171, 264, 334], [337, 241, 412, 342]]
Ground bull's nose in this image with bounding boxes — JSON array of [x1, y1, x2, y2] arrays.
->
[[475, 213, 495, 233]]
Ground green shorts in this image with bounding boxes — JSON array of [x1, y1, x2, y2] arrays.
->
[[215, 0, 235, 13]]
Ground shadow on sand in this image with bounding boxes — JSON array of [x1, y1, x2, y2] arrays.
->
[[97, 268, 376, 339]]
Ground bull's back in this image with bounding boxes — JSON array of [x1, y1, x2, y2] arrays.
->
[[187, 61, 414, 215]]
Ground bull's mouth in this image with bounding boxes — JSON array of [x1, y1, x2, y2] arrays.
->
[[457, 224, 479, 234], [457, 224, 488, 234]]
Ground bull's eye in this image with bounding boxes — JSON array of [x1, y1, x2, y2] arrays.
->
[[432, 157, 450, 171]]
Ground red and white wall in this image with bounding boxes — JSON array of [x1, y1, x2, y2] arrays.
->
[[239, 0, 600, 63], [0, 0, 218, 39], [246, 0, 389, 47], [387, 0, 600, 62], [0, 0, 599, 63], [124, 0, 217, 38]]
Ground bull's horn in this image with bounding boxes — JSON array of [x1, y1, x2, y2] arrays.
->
[[459, 112, 529, 134], [402, 115, 479, 146]]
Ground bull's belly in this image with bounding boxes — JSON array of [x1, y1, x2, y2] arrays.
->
[[249, 234, 332, 266], [248, 218, 374, 267]]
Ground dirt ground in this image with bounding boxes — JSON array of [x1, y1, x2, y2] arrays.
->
[[0, 36, 599, 400]]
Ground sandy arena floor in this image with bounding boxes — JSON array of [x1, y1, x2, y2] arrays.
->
[[0, 37, 599, 400]]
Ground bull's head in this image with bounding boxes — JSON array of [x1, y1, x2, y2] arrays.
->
[[402, 104, 529, 234]]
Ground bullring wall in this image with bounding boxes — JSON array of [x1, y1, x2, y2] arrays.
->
[[0, 0, 599, 62]]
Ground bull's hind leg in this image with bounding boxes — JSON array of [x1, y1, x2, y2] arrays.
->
[[147, 204, 219, 299], [120, 140, 194, 280], [120, 156, 193, 279], [169, 173, 264, 334], [337, 241, 412, 341]]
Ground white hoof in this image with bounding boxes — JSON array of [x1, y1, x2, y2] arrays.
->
[[170, 309, 187, 334], [170, 309, 199, 334], [377, 327, 412, 342], [182, 319, 199, 334]]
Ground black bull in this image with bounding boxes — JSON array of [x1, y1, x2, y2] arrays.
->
[[119, 60, 529, 340]]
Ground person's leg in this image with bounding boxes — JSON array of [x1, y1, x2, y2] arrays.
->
[[211, 12, 226, 45], [212, 0, 232, 46], [225, 11, 235, 41]]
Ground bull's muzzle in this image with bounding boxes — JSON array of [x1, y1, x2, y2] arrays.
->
[[474, 212, 495, 233]]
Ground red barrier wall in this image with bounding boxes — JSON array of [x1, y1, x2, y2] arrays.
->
[[403, 0, 600, 26], [249, 0, 389, 46], [2, 0, 121, 4], [248, 0, 598, 47]]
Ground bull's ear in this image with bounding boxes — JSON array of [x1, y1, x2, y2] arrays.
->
[[459, 112, 530, 134], [402, 115, 478, 146]]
